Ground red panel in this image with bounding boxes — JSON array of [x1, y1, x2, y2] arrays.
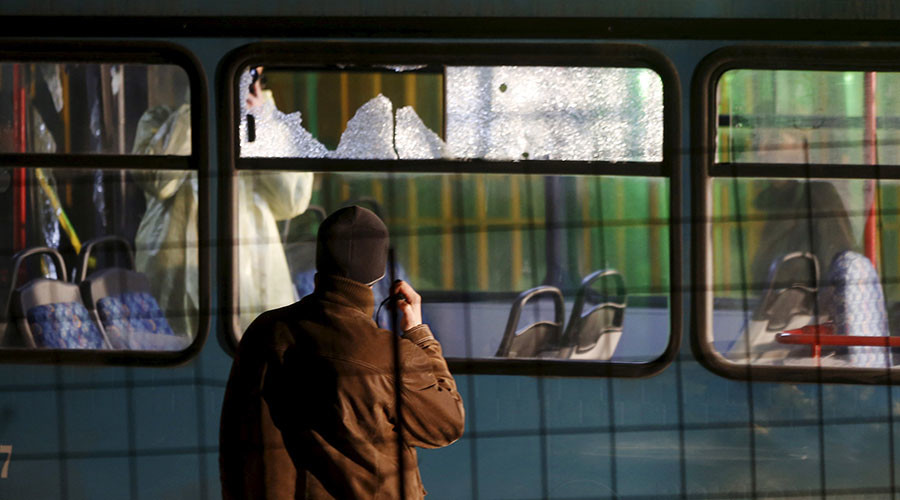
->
[[12, 64, 26, 253]]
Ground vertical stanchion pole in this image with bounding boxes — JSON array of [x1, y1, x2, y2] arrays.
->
[[863, 71, 878, 268], [13, 63, 27, 253]]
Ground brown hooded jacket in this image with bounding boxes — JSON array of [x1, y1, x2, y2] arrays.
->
[[219, 274, 465, 499]]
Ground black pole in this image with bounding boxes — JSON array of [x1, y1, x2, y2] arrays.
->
[[543, 174, 568, 288]]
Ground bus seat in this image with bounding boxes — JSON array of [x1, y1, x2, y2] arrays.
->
[[495, 286, 565, 358], [10, 247, 108, 350], [562, 270, 626, 361], [728, 251, 821, 363], [821, 250, 891, 367], [77, 236, 181, 351], [757, 252, 821, 330]]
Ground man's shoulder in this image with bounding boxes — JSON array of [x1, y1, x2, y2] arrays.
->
[[245, 301, 295, 328], [313, 318, 398, 367], [237, 301, 306, 350]]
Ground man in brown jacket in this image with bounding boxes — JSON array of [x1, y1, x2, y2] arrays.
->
[[220, 205, 465, 499]]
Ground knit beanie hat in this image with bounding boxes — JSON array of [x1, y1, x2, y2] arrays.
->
[[316, 206, 389, 285]]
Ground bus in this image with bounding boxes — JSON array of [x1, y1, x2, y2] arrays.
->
[[2, 3, 900, 499]]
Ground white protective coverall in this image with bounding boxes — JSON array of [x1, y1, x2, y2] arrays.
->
[[134, 72, 318, 338]]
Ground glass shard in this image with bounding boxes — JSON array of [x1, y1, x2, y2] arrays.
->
[[395, 106, 446, 159], [239, 70, 329, 158], [330, 94, 398, 160]]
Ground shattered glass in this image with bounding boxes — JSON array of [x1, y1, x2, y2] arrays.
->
[[239, 70, 329, 158], [329, 94, 397, 160], [238, 65, 663, 162], [395, 106, 446, 160], [377, 65, 429, 72], [445, 66, 663, 162]]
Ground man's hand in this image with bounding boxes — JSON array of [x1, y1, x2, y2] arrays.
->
[[392, 280, 422, 332]]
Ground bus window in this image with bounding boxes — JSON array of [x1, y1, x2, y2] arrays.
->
[[237, 170, 669, 364], [239, 66, 662, 162], [0, 63, 190, 155], [0, 46, 207, 364], [697, 47, 900, 381], [224, 43, 679, 376]]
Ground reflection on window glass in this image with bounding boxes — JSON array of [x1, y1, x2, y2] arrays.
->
[[0, 167, 198, 352], [709, 178, 900, 368], [0, 63, 190, 155], [239, 66, 663, 162], [717, 70, 900, 165], [236, 171, 670, 363]]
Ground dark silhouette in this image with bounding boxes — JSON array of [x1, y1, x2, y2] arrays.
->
[[220, 206, 465, 499]]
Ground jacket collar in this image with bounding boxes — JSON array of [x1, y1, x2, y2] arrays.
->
[[314, 274, 375, 317]]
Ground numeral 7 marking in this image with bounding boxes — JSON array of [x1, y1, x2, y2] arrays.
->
[[0, 445, 11, 479]]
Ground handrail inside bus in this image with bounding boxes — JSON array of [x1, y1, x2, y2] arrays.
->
[[775, 323, 900, 358]]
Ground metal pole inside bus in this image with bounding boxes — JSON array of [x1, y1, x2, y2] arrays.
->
[[863, 71, 878, 268]]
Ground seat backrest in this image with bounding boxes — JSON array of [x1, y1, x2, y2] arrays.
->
[[725, 251, 823, 363], [495, 286, 565, 358], [563, 270, 627, 360], [10, 247, 108, 349], [88, 268, 176, 348], [78, 236, 177, 350], [821, 250, 891, 367], [756, 251, 820, 330]]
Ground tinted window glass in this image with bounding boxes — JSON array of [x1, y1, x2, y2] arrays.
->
[[236, 170, 670, 362], [0, 167, 198, 352], [717, 69, 900, 165], [705, 66, 900, 372], [0, 60, 200, 356], [0, 63, 190, 155]]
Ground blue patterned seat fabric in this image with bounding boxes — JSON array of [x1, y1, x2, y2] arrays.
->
[[97, 292, 175, 349], [822, 250, 891, 367], [27, 301, 106, 349]]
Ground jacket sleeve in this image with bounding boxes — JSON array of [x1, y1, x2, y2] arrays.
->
[[397, 324, 465, 449]]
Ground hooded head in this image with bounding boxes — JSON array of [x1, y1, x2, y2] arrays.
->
[[316, 206, 389, 285]]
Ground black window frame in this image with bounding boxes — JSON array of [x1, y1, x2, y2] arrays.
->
[[219, 40, 682, 378], [0, 40, 210, 367], [691, 45, 900, 384]]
